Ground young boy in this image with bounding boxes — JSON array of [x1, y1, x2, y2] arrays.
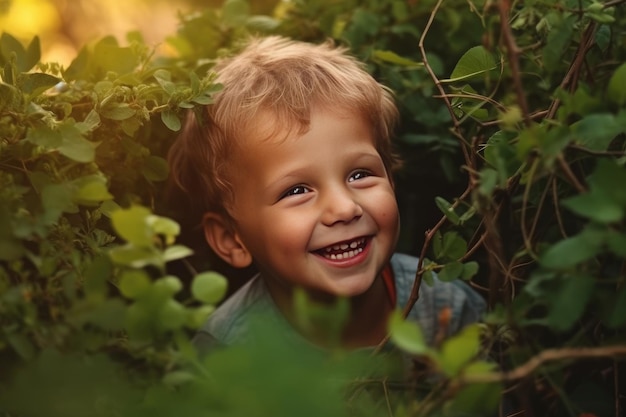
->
[[168, 36, 485, 353]]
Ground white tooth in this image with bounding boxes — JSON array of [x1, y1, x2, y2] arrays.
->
[[332, 245, 340, 250], [340, 243, 349, 250], [359, 248, 363, 253], [330, 254, 337, 260], [350, 241, 357, 249], [348, 250, 355, 257]]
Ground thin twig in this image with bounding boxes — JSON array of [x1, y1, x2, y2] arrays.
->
[[551, 178, 568, 238], [382, 378, 394, 417], [419, 0, 458, 129], [568, 145, 626, 157], [520, 158, 540, 258], [528, 173, 553, 249], [557, 154, 587, 193], [498, 0, 531, 126]]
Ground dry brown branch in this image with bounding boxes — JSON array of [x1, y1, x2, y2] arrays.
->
[[546, 22, 597, 119], [460, 345, 626, 384]]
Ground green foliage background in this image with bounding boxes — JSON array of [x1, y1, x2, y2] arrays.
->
[[1, 0, 626, 416]]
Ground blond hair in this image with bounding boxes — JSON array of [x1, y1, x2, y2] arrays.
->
[[168, 36, 400, 221]]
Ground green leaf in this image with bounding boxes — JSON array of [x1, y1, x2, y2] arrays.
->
[[607, 63, 626, 106], [83, 299, 127, 331], [188, 305, 216, 328], [76, 110, 101, 133], [161, 109, 181, 131], [162, 370, 196, 387], [73, 176, 113, 205], [594, 24, 611, 52], [158, 299, 188, 330], [541, 228, 604, 269], [100, 103, 136, 121], [154, 276, 183, 296], [542, 14, 576, 73], [435, 196, 460, 225], [190, 95, 213, 105], [478, 168, 498, 196], [20, 73, 60, 96], [25, 126, 62, 148], [41, 182, 74, 225], [446, 46, 497, 82], [146, 215, 180, 245], [562, 189, 623, 223], [546, 274, 594, 331], [119, 270, 151, 299], [58, 123, 96, 163], [109, 244, 161, 268], [222, 0, 250, 26], [438, 261, 464, 282], [461, 261, 479, 280], [1, 33, 27, 71], [588, 159, 626, 206], [586, 3, 616, 23], [246, 15, 280, 31], [25, 36, 41, 71], [571, 113, 623, 151], [163, 245, 193, 262], [388, 310, 429, 355], [433, 231, 467, 262], [439, 324, 481, 376], [63, 47, 89, 80], [110, 205, 153, 247], [391, 0, 409, 20], [445, 379, 501, 415], [606, 231, 626, 257], [191, 271, 228, 304], [372, 50, 422, 67], [141, 155, 169, 181], [154, 69, 177, 95], [83, 254, 112, 298], [93, 38, 138, 75]]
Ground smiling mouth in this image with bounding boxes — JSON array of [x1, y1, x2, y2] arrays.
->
[[316, 237, 368, 260]]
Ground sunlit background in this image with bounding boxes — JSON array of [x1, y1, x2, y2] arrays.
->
[[0, 0, 233, 65]]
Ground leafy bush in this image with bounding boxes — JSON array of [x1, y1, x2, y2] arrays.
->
[[1, 0, 626, 416]]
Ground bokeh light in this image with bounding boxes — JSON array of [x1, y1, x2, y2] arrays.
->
[[0, 0, 192, 65]]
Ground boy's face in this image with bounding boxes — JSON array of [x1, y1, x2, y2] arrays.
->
[[224, 108, 399, 299]]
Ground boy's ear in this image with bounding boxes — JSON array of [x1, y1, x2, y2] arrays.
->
[[202, 212, 252, 268]]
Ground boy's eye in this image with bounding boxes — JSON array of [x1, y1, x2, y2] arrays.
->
[[280, 185, 310, 199], [348, 170, 372, 182]]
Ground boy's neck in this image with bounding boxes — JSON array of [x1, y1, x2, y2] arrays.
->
[[263, 273, 394, 350]]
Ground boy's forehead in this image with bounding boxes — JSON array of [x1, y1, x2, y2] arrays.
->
[[239, 105, 370, 146]]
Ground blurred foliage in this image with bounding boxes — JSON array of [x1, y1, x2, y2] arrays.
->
[[1, 0, 626, 416]]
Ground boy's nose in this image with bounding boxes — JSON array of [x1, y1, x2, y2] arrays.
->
[[320, 189, 363, 226]]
